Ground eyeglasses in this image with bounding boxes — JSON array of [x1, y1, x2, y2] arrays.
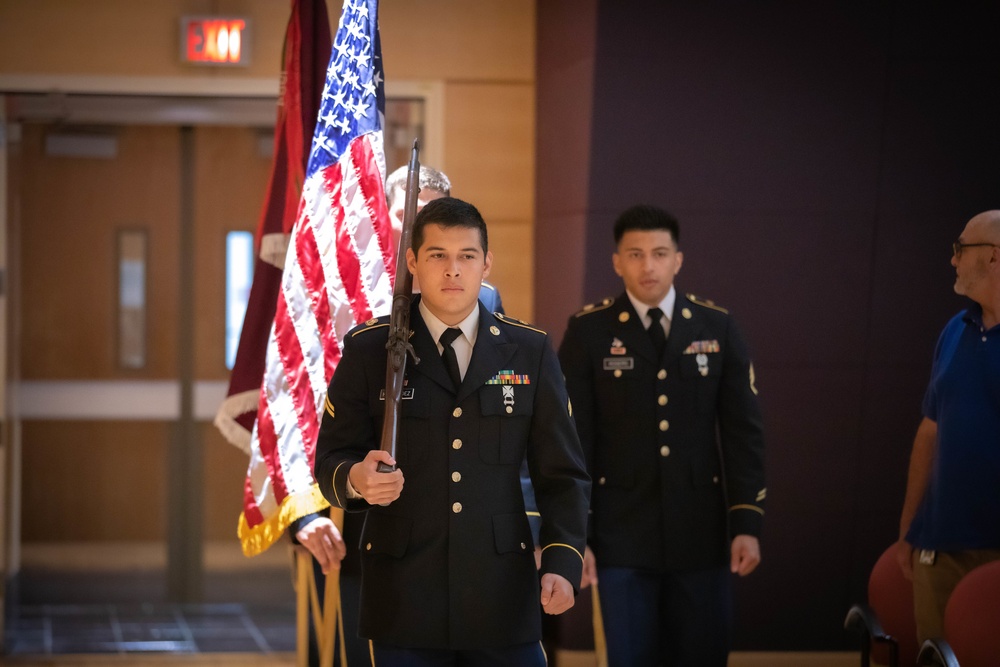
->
[[952, 241, 1000, 257]]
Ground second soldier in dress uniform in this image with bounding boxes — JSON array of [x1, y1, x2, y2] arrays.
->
[[315, 196, 590, 666], [558, 204, 766, 667]]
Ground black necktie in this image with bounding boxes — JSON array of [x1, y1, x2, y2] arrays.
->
[[647, 307, 666, 356], [439, 327, 463, 389]]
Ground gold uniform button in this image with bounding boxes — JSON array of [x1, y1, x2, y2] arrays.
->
[[657, 369, 667, 380], [712, 476, 720, 484], [658, 395, 668, 406], [660, 446, 671, 457], [659, 420, 669, 431], [452, 502, 463, 514], [598, 476, 607, 486], [452, 439, 463, 450], [453, 407, 462, 418], [506, 406, 513, 414], [366, 542, 372, 551], [614, 369, 622, 378], [451, 471, 461, 483]]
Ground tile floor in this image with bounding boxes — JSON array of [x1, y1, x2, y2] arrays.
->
[[5, 560, 299, 657], [6, 602, 297, 656]]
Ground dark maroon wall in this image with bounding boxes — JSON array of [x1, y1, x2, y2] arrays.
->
[[536, 0, 1000, 649]]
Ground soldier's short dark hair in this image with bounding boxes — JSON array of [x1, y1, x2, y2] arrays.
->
[[613, 205, 680, 246], [411, 197, 489, 255]]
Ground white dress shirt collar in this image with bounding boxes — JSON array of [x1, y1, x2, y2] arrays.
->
[[625, 285, 676, 328], [419, 300, 479, 378]]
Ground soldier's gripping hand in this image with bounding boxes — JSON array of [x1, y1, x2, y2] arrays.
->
[[348, 450, 404, 505], [540, 573, 575, 615], [296, 517, 347, 575]]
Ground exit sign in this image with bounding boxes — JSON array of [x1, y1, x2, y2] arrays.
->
[[181, 16, 251, 66]]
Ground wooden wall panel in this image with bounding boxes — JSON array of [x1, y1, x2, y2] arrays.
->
[[381, 0, 534, 81], [19, 124, 181, 379], [482, 220, 533, 322], [0, 0, 288, 79], [21, 421, 169, 541], [444, 83, 535, 319]]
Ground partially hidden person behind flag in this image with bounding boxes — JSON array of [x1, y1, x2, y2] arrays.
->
[[315, 196, 590, 666], [895, 210, 1000, 648], [557, 204, 766, 666]]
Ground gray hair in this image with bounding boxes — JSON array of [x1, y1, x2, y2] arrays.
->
[[385, 164, 452, 207]]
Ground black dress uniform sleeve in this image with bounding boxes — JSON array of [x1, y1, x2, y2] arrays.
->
[[717, 315, 766, 538], [315, 324, 380, 513], [526, 337, 591, 590], [557, 313, 598, 541]]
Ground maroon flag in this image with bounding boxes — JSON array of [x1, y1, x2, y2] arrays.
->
[[215, 0, 331, 452]]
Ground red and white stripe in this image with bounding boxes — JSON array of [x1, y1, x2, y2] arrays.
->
[[239, 131, 392, 552]]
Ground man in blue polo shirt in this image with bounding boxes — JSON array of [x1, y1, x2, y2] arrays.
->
[[895, 209, 1000, 645]]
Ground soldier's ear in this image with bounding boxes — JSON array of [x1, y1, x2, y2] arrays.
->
[[612, 252, 622, 276], [482, 250, 493, 280]]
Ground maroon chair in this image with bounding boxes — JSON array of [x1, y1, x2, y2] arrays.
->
[[845, 544, 919, 666], [941, 559, 1000, 667]]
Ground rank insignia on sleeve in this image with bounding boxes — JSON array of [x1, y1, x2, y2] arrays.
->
[[683, 339, 720, 354], [485, 370, 531, 385]]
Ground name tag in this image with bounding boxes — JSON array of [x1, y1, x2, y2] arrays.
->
[[379, 388, 415, 401], [603, 357, 634, 371]]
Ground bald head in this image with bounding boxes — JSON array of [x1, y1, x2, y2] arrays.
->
[[967, 210, 1000, 243]]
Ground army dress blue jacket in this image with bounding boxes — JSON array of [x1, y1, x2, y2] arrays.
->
[[315, 297, 590, 650], [558, 292, 765, 572]]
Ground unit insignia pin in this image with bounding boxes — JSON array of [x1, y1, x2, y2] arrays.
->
[[502, 385, 515, 414], [696, 352, 709, 376], [490, 326, 500, 336], [682, 308, 692, 320]]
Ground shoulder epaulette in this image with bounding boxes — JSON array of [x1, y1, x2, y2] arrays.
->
[[574, 297, 615, 317], [687, 293, 729, 314], [494, 312, 546, 335], [350, 316, 390, 337]]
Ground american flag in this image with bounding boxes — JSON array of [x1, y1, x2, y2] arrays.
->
[[238, 0, 393, 556]]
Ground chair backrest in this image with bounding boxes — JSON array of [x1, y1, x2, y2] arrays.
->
[[943, 558, 1000, 667], [868, 544, 919, 666]]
